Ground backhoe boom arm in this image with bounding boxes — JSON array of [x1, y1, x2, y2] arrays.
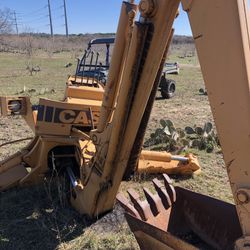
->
[[182, 0, 250, 243]]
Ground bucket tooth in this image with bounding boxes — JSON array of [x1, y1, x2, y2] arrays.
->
[[163, 174, 176, 202], [143, 187, 161, 216], [116, 193, 141, 219], [152, 178, 172, 209], [127, 188, 152, 221]]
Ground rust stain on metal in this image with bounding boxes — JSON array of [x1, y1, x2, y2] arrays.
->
[[194, 34, 203, 40], [226, 159, 235, 169], [117, 174, 242, 250]]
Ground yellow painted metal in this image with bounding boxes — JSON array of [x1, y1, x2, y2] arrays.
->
[[0, 135, 97, 191], [71, 0, 180, 217], [65, 76, 104, 100], [0, 0, 192, 218], [99, 0, 180, 212], [182, 0, 250, 239], [0, 136, 80, 189], [34, 98, 100, 136], [138, 150, 200, 175], [97, 1, 138, 132], [0, 74, 105, 190], [140, 150, 173, 162], [0, 165, 28, 190], [0, 96, 36, 133]]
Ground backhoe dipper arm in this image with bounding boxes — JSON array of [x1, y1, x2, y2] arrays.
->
[[181, 0, 250, 245], [70, 0, 180, 217]]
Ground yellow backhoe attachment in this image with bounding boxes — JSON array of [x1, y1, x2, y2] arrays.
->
[[0, 75, 104, 191], [0, 0, 199, 194], [0, 95, 199, 192], [1, 0, 250, 248]]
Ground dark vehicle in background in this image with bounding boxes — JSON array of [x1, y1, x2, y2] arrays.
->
[[159, 62, 179, 98], [75, 38, 179, 99]]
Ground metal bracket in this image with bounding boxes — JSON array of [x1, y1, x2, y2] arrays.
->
[[0, 96, 28, 116], [236, 188, 250, 213]]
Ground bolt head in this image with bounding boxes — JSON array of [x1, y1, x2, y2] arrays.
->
[[237, 190, 249, 204], [139, 0, 156, 17], [92, 134, 97, 143]]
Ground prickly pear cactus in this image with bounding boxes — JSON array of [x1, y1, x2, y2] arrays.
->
[[144, 120, 219, 153]]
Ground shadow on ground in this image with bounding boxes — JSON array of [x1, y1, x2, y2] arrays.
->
[[0, 179, 90, 250]]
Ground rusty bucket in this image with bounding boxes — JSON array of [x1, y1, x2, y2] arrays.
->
[[117, 174, 242, 250]]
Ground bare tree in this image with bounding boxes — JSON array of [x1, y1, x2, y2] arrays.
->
[[23, 34, 34, 57], [0, 8, 13, 34]]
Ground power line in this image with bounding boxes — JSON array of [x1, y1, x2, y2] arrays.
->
[[14, 5, 48, 33], [18, 23, 50, 33], [53, 15, 64, 20], [23, 15, 49, 23], [51, 5, 63, 12], [20, 12, 48, 19], [11, 2, 69, 35], [18, 6, 48, 17], [31, 24, 50, 30]]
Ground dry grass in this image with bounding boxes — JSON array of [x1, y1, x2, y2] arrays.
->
[[0, 40, 233, 249]]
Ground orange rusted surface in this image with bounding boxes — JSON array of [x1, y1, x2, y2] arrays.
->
[[117, 174, 242, 250]]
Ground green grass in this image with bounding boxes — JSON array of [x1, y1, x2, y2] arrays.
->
[[0, 52, 76, 103], [169, 53, 199, 66]]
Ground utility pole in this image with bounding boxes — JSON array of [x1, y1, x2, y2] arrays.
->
[[13, 11, 18, 35], [47, 0, 53, 37], [63, 0, 69, 37]]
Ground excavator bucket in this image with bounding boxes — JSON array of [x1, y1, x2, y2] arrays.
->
[[117, 174, 243, 250]]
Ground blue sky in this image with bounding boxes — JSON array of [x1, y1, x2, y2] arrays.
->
[[2, 0, 248, 36]]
